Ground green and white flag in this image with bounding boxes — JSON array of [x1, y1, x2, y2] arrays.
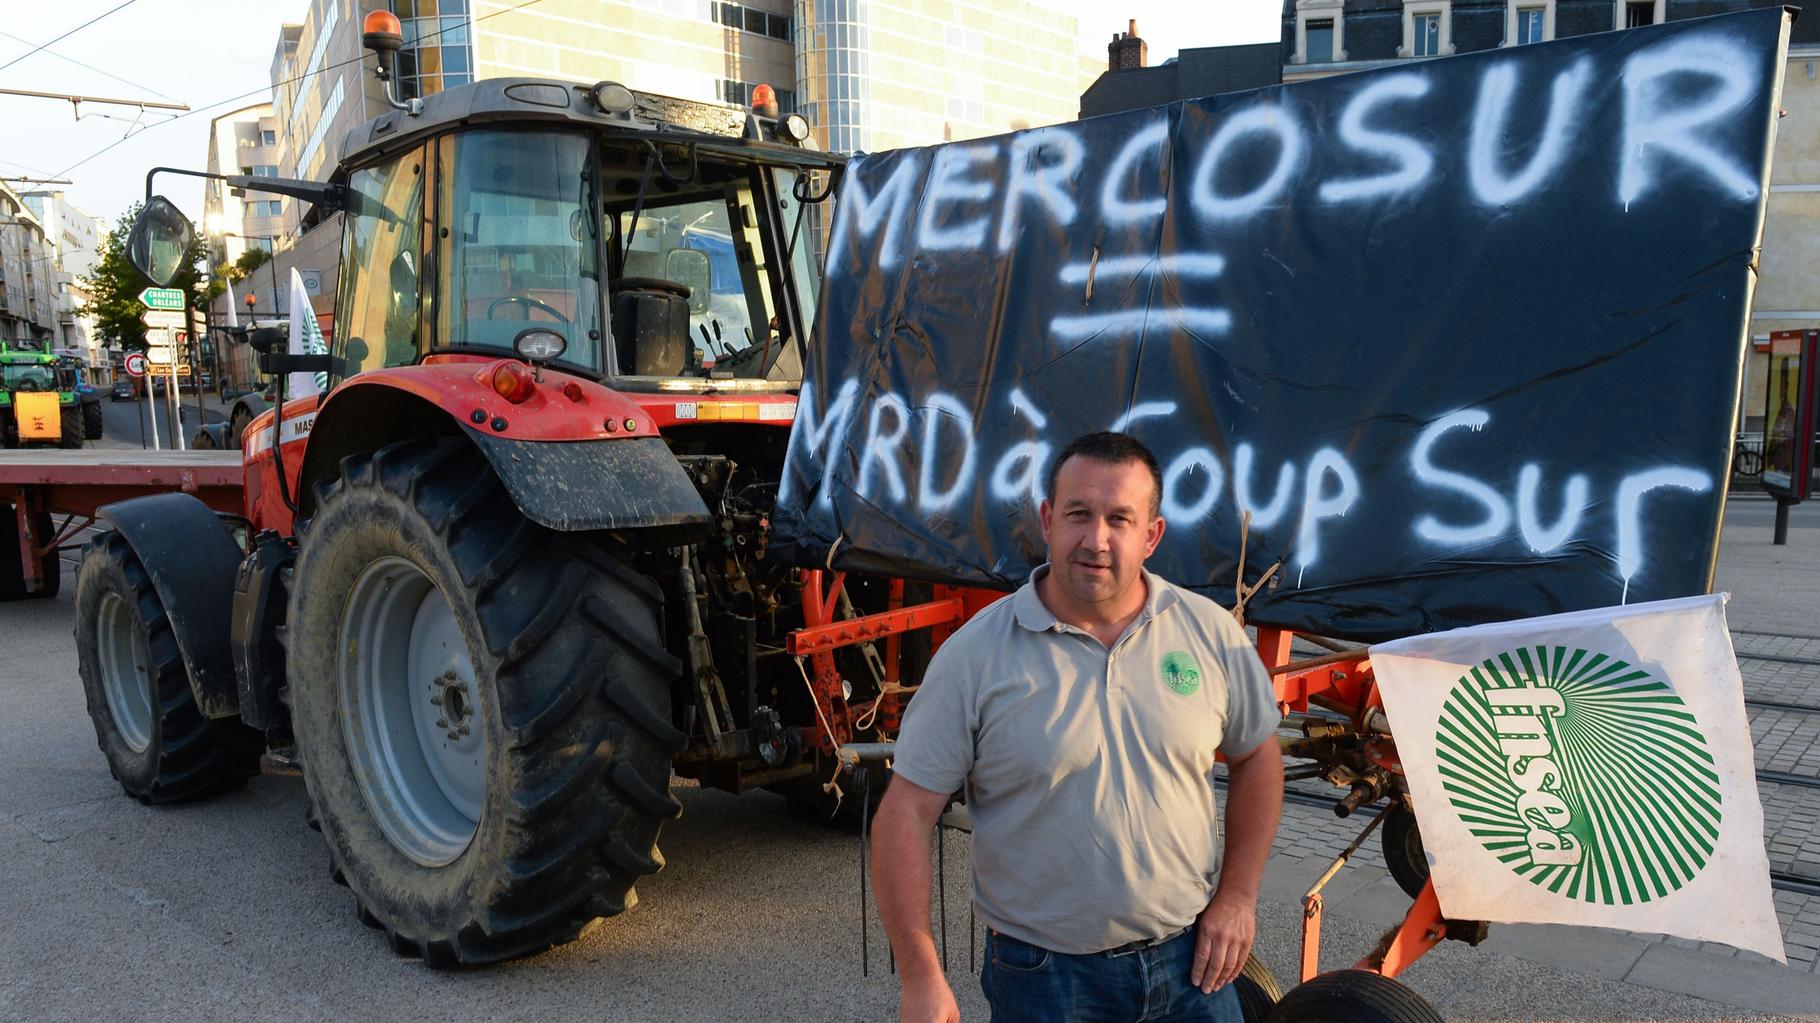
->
[[1369, 594, 1784, 962], [286, 267, 328, 399]]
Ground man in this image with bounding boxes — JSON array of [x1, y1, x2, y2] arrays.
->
[[873, 432, 1284, 1023]]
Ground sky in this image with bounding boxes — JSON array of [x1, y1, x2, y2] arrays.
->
[[0, 0, 1282, 235]]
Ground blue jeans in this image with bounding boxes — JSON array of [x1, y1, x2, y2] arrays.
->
[[980, 929, 1243, 1023]]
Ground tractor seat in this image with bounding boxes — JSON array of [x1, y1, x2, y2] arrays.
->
[[610, 277, 692, 377]]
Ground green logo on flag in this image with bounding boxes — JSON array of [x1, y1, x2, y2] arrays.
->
[[1161, 651, 1202, 696], [1435, 646, 1722, 906]]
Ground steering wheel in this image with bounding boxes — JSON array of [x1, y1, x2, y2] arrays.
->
[[609, 276, 691, 300], [486, 295, 569, 323], [14, 378, 43, 392]]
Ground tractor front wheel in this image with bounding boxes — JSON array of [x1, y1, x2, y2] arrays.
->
[[287, 437, 685, 966], [59, 405, 83, 448], [83, 400, 104, 440]]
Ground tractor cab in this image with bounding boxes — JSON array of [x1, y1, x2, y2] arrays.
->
[[322, 73, 844, 397]]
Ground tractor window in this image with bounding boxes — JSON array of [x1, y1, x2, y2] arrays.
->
[[607, 179, 791, 381], [435, 130, 603, 374], [2, 363, 58, 392], [334, 148, 426, 381]]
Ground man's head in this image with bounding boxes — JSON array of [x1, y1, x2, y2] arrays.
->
[[1039, 432, 1167, 614]]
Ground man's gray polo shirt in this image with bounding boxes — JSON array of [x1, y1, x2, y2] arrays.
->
[[891, 565, 1280, 956]]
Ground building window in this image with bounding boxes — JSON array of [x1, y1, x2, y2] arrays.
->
[[1293, 0, 1346, 65], [1614, 0, 1663, 28], [1413, 14, 1440, 55], [392, 1, 474, 99], [1506, 0, 1554, 45], [1306, 19, 1334, 63], [715, 2, 790, 41], [1516, 8, 1542, 42], [261, 129, 276, 145], [1401, 2, 1453, 59]]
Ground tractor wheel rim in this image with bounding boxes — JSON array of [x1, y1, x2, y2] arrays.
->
[[97, 591, 154, 752], [339, 556, 485, 867]]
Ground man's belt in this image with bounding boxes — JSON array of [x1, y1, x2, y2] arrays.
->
[[1095, 925, 1192, 957]]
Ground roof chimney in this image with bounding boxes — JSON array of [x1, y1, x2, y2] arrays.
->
[[1108, 19, 1147, 71]]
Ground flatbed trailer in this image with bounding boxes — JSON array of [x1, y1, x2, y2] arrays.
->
[[0, 451, 244, 595]]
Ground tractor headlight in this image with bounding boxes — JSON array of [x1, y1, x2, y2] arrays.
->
[[776, 113, 811, 145], [589, 81, 635, 115], [513, 328, 567, 363]]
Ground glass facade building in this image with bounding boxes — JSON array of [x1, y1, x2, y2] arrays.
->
[[794, 0, 871, 154], [396, 0, 476, 99]]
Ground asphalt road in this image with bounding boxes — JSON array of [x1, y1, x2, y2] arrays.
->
[[93, 388, 226, 451], [5, 508, 1819, 1021]]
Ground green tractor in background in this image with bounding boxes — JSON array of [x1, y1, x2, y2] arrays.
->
[[0, 343, 85, 449]]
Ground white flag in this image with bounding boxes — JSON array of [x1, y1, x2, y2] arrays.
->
[[1369, 594, 1784, 962], [286, 267, 327, 399], [225, 277, 239, 330]]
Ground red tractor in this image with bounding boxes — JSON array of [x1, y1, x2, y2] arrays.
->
[[76, 15, 901, 966]]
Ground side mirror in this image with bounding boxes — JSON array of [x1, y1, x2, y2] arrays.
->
[[664, 248, 713, 315], [125, 196, 196, 288], [248, 326, 286, 355]]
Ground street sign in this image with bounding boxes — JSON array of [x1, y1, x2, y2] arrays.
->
[[123, 352, 147, 378], [139, 287, 184, 311], [142, 309, 187, 331], [146, 346, 174, 366]]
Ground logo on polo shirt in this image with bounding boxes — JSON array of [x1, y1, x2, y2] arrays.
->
[[1435, 646, 1721, 905], [1160, 651, 1202, 696]]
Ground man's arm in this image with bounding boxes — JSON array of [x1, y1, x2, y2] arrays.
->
[[873, 776, 962, 1023], [1191, 737, 1284, 993]]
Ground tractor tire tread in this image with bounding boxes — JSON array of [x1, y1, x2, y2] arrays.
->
[[288, 436, 683, 967], [73, 532, 261, 803]]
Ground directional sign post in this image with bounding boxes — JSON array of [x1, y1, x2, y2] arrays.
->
[[142, 309, 186, 332], [139, 287, 184, 311]]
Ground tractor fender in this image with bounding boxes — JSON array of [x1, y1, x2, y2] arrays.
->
[[193, 422, 231, 450], [297, 369, 712, 534], [96, 492, 245, 719]]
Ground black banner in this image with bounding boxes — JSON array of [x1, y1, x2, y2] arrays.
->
[[775, 9, 1789, 641]]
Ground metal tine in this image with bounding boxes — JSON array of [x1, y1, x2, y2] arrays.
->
[[859, 768, 870, 977]]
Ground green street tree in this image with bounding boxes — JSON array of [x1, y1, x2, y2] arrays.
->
[[79, 202, 212, 352]]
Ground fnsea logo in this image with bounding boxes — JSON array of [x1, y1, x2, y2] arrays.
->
[[1160, 651, 1202, 697], [1435, 646, 1722, 905]]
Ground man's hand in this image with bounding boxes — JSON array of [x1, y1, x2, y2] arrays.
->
[[1190, 889, 1257, 993], [873, 777, 963, 1022], [899, 969, 962, 1023]]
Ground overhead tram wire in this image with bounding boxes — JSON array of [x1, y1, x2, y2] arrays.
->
[[0, 28, 180, 102], [46, 0, 552, 181], [0, 0, 140, 76]]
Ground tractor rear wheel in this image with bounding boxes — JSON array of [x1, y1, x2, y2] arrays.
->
[[72, 532, 262, 801], [287, 436, 685, 966], [83, 400, 104, 440], [59, 405, 83, 448], [1264, 970, 1443, 1023]]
